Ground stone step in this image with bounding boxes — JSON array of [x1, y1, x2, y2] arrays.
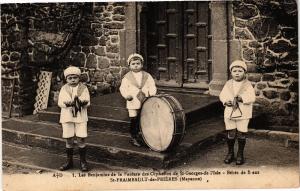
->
[[2, 117, 225, 169], [38, 92, 222, 133], [3, 142, 127, 172]]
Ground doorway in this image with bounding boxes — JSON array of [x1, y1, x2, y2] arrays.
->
[[141, 2, 211, 89]]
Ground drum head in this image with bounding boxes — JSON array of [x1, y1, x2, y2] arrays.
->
[[140, 97, 174, 151]]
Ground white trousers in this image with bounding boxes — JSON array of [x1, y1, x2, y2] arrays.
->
[[128, 109, 139, 117], [224, 118, 249, 133], [62, 122, 87, 138]]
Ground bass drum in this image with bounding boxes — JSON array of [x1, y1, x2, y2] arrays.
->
[[140, 94, 186, 152]]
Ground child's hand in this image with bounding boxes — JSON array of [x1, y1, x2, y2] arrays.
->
[[236, 96, 243, 103], [225, 101, 233, 107], [64, 101, 74, 107], [126, 95, 133, 101], [80, 100, 89, 106]]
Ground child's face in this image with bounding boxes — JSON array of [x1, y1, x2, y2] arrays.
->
[[66, 74, 80, 87], [231, 66, 245, 82], [129, 59, 143, 73]]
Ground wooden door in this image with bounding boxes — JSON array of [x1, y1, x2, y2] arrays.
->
[[144, 2, 211, 88]]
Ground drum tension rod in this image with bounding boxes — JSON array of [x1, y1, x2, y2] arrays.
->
[[170, 109, 184, 113]]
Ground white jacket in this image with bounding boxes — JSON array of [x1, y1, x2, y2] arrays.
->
[[58, 83, 90, 123], [219, 79, 256, 119], [119, 71, 157, 110]]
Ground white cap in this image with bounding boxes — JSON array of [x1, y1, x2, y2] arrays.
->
[[64, 66, 81, 78], [229, 60, 247, 72], [127, 53, 144, 66]]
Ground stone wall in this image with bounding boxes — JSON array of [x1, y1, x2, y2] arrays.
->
[[49, 2, 128, 106], [1, 3, 128, 115], [1, 4, 37, 116], [232, 0, 298, 128]]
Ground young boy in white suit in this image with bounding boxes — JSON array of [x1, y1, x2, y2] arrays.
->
[[120, 53, 157, 147], [219, 60, 256, 165], [58, 66, 90, 171]]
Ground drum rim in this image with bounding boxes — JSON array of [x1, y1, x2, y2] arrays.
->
[[140, 95, 185, 152]]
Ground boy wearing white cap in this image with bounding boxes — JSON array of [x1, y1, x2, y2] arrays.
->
[[219, 60, 256, 165], [120, 53, 157, 147], [58, 66, 90, 171]]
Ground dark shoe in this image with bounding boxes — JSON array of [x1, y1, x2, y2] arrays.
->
[[59, 148, 73, 171], [130, 138, 142, 147], [236, 138, 246, 165], [224, 153, 235, 164], [224, 138, 235, 164], [79, 147, 89, 172]]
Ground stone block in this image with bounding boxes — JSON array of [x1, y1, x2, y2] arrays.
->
[[107, 53, 118, 59], [103, 12, 111, 17], [111, 35, 119, 43], [281, 47, 298, 62], [235, 28, 253, 40], [262, 89, 279, 99], [95, 46, 106, 56], [279, 79, 290, 84], [98, 57, 110, 69], [274, 72, 287, 79], [234, 18, 247, 28], [104, 22, 124, 30], [105, 72, 114, 83], [2, 54, 9, 62], [107, 5, 113, 12], [86, 54, 97, 68], [99, 36, 108, 46], [110, 59, 120, 66], [93, 70, 105, 82], [280, 91, 291, 101], [113, 6, 125, 15], [277, 62, 298, 71], [82, 46, 91, 54], [287, 70, 298, 78], [247, 73, 262, 82], [242, 48, 255, 61], [249, 41, 262, 48], [269, 40, 292, 53], [93, 5, 104, 13], [107, 44, 119, 53], [268, 81, 289, 89], [110, 67, 120, 74], [94, 29, 103, 37], [233, 3, 258, 19], [10, 51, 21, 61], [289, 80, 298, 92], [262, 73, 275, 81], [91, 23, 102, 31], [256, 82, 267, 90], [109, 30, 119, 35], [268, 131, 298, 142], [246, 63, 257, 73], [105, 17, 112, 22], [281, 27, 296, 39], [247, 18, 279, 40], [112, 15, 125, 21]]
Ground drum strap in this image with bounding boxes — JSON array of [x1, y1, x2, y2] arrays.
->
[[125, 71, 149, 90]]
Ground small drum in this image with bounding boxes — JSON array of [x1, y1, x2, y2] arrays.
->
[[140, 94, 186, 152]]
